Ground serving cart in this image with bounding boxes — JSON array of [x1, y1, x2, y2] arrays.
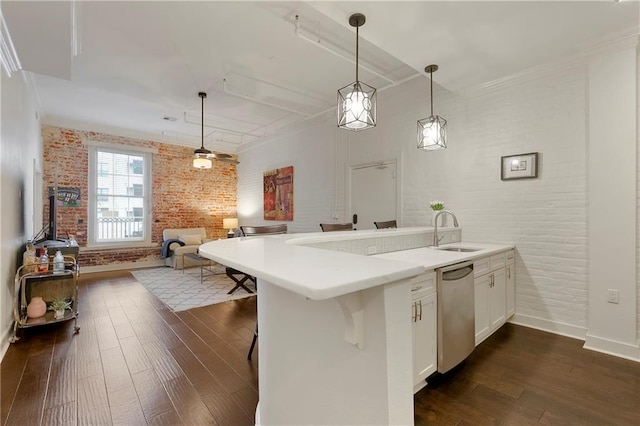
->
[[11, 255, 80, 343]]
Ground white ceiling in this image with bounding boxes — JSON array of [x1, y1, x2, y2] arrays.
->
[[2, 1, 638, 154]]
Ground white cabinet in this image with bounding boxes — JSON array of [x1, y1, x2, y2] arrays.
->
[[474, 253, 507, 346], [410, 271, 437, 393], [506, 249, 515, 318], [474, 273, 490, 344], [489, 268, 506, 330]]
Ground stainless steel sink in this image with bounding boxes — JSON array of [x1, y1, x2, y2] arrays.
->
[[434, 247, 480, 253]]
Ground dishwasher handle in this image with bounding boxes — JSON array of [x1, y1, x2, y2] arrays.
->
[[441, 262, 474, 281]]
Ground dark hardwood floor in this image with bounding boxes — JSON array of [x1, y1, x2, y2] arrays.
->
[[2, 270, 639, 425]]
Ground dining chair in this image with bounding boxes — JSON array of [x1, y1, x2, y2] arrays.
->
[[231, 224, 288, 361], [319, 223, 354, 232], [226, 224, 288, 295], [374, 220, 397, 229]]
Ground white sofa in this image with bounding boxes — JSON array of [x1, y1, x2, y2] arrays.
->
[[162, 227, 212, 269]]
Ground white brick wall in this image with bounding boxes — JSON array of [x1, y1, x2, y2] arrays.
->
[[237, 117, 344, 233], [238, 58, 635, 344], [452, 69, 589, 330]]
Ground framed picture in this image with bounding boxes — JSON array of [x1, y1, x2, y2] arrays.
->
[[501, 152, 539, 180], [264, 166, 294, 220]]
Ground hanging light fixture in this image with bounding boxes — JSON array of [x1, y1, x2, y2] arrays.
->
[[193, 91, 214, 169], [417, 65, 447, 151], [337, 13, 376, 131]]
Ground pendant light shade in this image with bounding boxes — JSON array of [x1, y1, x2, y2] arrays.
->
[[337, 13, 376, 131], [193, 92, 213, 169], [417, 65, 447, 151]]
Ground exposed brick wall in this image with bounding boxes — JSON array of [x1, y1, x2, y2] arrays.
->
[[42, 126, 237, 268]]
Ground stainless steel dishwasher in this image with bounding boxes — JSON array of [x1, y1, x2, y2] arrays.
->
[[436, 261, 475, 373]]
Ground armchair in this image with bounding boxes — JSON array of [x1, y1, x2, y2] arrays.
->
[[162, 227, 211, 269]]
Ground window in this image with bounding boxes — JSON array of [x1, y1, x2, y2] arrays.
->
[[128, 183, 143, 197], [88, 146, 152, 245], [131, 159, 143, 175], [97, 187, 109, 202], [98, 161, 109, 177]]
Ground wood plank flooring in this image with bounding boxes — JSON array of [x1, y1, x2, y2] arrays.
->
[[2, 270, 639, 425]]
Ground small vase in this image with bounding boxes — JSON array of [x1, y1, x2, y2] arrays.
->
[[27, 296, 47, 318], [54, 310, 65, 319]]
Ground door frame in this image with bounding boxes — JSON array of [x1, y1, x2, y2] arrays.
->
[[347, 157, 402, 228]]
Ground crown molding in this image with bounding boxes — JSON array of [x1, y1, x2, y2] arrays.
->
[[22, 71, 41, 112], [0, 10, 21, 77], [463, 25, 639, 98]]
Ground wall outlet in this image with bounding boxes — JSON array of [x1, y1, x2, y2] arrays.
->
[[606, 289, 619, 304]]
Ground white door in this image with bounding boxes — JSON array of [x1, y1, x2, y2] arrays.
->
[[350, 160, 397, 230]]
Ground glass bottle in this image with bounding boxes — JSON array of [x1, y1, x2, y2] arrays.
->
[[37, 248, 49, 273], [23, 243, 37, 273], [53, 250, 65, 274]]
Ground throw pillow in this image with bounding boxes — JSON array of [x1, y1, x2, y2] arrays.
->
[[178, 234, 202, 245]]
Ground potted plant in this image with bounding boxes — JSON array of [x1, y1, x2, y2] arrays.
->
[[429, 200, 444, 211], [50, 297, 70, 319], [429, 200, 447, 226]]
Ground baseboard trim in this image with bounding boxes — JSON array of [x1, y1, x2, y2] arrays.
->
[[81, 260, 164, 274], [509, 313, 587, 341], [584, 334, 640, 362], [0, 327, 12, 362]]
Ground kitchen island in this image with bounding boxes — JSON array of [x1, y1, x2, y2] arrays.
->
[[199, 227, 513, 425]]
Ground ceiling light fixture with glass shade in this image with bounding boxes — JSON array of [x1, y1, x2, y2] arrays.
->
[[337, 13, 376, 131], [193, 91, 214, 169], [417, 65, 447, 151]]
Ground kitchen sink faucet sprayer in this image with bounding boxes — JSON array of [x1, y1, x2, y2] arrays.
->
[[433, 210, 459, 247]]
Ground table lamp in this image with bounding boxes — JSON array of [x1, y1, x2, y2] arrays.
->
[[223, 218, 238, 238]]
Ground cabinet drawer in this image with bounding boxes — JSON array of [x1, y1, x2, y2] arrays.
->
[[506, 249, 515, 264], [410, 271, 436, 300], [474, 253, 506, 277]]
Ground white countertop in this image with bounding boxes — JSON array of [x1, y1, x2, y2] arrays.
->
[[198, 230, 512, 301], [199, 236, 425, 300], [373, 242, 514, 269]]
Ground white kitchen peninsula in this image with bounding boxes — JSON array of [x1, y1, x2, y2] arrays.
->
[[199, 228, 513, 425]]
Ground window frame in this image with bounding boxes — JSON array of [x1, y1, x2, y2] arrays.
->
[[88, 145, 153, 247]]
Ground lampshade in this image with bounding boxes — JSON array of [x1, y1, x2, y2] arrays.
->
[[337, 13, 376, 131], [193, 92, 214, 169], [417, 65, 447, 151], [223, 218, 238, 230], [193, 157, 212, 169]]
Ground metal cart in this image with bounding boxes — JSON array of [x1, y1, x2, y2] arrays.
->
[[11, 255, 80, 343]]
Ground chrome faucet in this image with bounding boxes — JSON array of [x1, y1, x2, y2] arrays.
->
[[433, 209, 459, 247]]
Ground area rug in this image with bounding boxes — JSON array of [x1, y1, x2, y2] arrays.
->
[[131, 264, 256, 312]]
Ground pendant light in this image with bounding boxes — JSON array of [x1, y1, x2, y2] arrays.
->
[[337, 13, 376, 131], [417, 65, 447, 151], [193, 91, 214, 169]]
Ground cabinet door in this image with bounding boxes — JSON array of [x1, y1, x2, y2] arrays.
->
[[474, 274, 490, 345], [413, 293, 437, 392], [490, 269, 507, 331], [506, 263, 515, 318]]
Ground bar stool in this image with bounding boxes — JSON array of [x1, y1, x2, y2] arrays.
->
[[319, 223, 353, 232], [234, 224, 288, 360]]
